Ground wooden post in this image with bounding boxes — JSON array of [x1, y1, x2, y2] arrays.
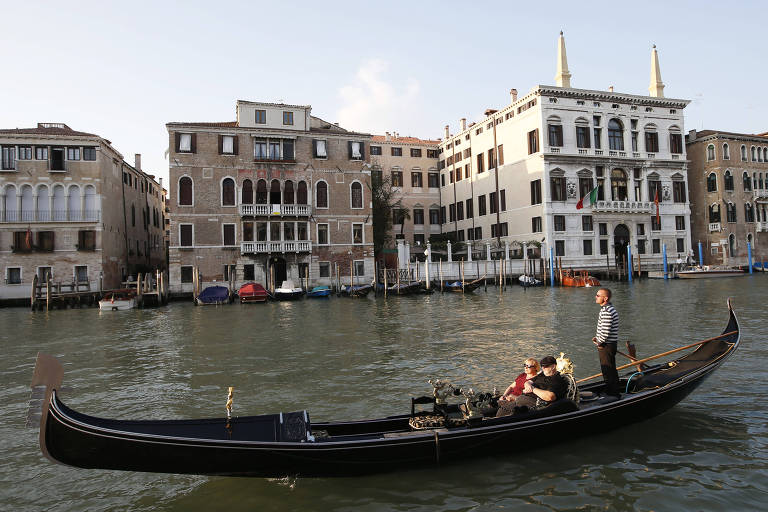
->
[[384, 265, 388, 297], [46, 279, 51, 311], [31, 274, 38, 310], [461, 260, 465, 293], [439, 260, 443, 292], [373, 260, 378, 296], [397, 261, 401, 294], [350, 261, 353, 294], [484, 261, 488, 292]]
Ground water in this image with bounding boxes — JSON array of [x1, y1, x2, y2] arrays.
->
[[1, 277, 767, 511]]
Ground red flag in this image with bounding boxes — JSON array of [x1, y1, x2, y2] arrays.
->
[[654, 188, 660, 225], [25, 228, 32, 250]]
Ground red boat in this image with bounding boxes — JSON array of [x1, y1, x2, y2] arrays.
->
[[561, 269, 600, 287], [238, 282, 269, 303]]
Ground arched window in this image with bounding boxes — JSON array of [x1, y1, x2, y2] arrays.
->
[[241, 179, 253, 204], [745, 203, 755, 222], [297, 181, 308, 205], [255, 179, 267, 204], [722, 143, 730, 160], [706, 173, 717, 192], [269, 179, 281, 204], [760, 147, 765, 163], [743, 172, 752, 191], [21, 185, 34, 221], [751, 146, 757, 161], [53, 185, 65, 220], [761, 173, 765, 190], [179, 176, 193, 205], [608, 119, 624, 150], [741, 145, 747, 161], [706, 144, 715, 161], [708, 204, 721, 223], [726, 202, 737, 223], [4, 185, 17, 221], [221, 178, 235, 206], [68, 185, 81, 220], [316, 181, 328, 208], [351, 181, 363, 208], [284, 180, 294, 205], [728, 234, 736, 257], [84, 185, 96, 219], [764, 148, 768, 162], [610, 169, 628, 201], [37, 185, 50, 221], [724, 170, 734, 191]]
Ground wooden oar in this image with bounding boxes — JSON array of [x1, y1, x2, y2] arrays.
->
[[576, 330, 738, 384]]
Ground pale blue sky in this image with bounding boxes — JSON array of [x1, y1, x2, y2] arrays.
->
[[2, 1, 766, 185]]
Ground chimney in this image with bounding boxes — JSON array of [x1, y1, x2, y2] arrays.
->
[[134, 154, 141, 171], [510, 88, 518, 103], [688, 129, 697, 142], [444, 125, 450, 139], [385, 131, 391, 141], [460, 118, 467, 131], [608, 86, 614, 92], [159, 177, 163, 189], [484, 109, 498, 117]]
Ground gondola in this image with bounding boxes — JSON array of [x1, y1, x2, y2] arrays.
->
[[340, 283, 372, 297], [29, 301, 739, 478], [442, 276, 484, 293]]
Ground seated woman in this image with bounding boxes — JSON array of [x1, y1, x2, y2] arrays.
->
[[495, 358, 539, 417]]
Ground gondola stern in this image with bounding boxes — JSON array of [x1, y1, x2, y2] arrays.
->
[[28, 352, 64, 464]]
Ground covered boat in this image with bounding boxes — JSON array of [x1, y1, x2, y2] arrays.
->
[[307, 286, 332, 298], [29, 302, 739, 478], [340, 283, 372, 297], [518, 275, 543, 286], [561, 269, 600, 287], [442, 276, 484, 293], [273, 280, 304, 300], [98, 289, 137, 311], [238, 282, 268, 303], [195, 286, 231, 305]]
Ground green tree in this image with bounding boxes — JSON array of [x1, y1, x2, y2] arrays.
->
[[369, 170, 409, 258]]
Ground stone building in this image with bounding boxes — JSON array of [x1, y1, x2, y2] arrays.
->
[[166, 100, 374, 295], [438, 34, 691, 268], [0, 123, 167, 303], [685, 129, 768, 265], [369, 133, 441, 248]]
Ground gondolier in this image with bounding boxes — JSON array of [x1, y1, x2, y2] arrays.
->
[[592, 288, 621, 397]]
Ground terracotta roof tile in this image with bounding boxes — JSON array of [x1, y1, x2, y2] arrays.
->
[[370, 135, 439, 145], [166, 121, 238, 128], [0, 125, 98, 137]]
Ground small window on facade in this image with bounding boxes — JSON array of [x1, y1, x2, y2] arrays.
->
[[283, 111, 294, 125], [181, 266, 194, 283], [349, 141, 363, 160], [675, 216, 685, 230], [555, 240, 565, 256], [724, 171, 734, 191], [411, 148, 422, 157], [180, 224, 193, 246], [352, 223, 363, 244], [316, 181, 328, 208], [707, 144, 715, 161], [582, 215, 593, 232], [532, 216, 542, 232], [244, 264, 255, 281], [35, 147, 48, 160], [554, 215, 566, 231], [707, 173, 717, 192], [527, 129, 539, 154], [722, 143, 730, 160], [351, 182, 363, 208], [221, 135, 235, 154], [179, 134, 192, 152], [223, 224, 236, 246], [391, 171, 403, 187], [741, 145, 747, 161], [317, 223, 329, 245], [6, 267, 22, 284], [370, 145, 382, 155], [255, 110, 266, 124], [67, 148, 80, 160], [411, 172, 423, 188], [530, 179, 542, 205], [583, 240, 593, 255], [318, 262, 331, 278], [391, 147, 402, 156], [222, 178, 235, 206]]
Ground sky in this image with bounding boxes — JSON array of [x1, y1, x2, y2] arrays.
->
[[2, 0, 767, 188]]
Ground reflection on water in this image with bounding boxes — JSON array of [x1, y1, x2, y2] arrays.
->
[[1, 276, 767, 511]]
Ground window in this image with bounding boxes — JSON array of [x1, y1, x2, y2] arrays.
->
[[476, 153, 485, 173], [599, 239, 608, 255], [583, 240, 593, 256], [317, 224, 329, 245], [611, 169, 628, 201], [218, 135, 235, 155], [487, 192, 496, 214], [593, 127, 602, 149], [131, 204, 135, 226], [349, 141, 364, 160], [676, 238, 685, 253], [243, 264, 255, 281], [283, 222, 294, 241], [316, 181, 328, 208], [707, 173, 717, 192], [391, 171, 403, 187], [456, 202, 464, 221], [413, 209, 424, 225], [582, 215, 593, 232], [411, 172, 423, 188], [177, 133, 193, 153], [448, 204, 455, 222], [391, 147, 402, 156], [297, 222, 308, 241], [637, 224, 645, 236], [429, 209, 440, 224], [283, 111, 293, 125], [352, 223, 363, 244], [554, 215, 566, 231], [37, 266, 52, 283], [726, 203, 737, 223], [6, 267, 21, 284], [498, 145, 504, 165], [440, 206, 446, 224], [555, 240, 565, 256], [527, 129, 539, 154], [318, 262, 331, 278], [370, 145, 382, 155], [465, 198, 473, 218], [608, 119, 624, 150], [651, 215, 661, 231], [578, 177, 593, 199], [500, 190, 506, 211], [78, 230, 96, 251], [427, 149, 438, 158], [478, 195, 487, 216], [223, 224, 235, 246], [440, 174, 445, 187], [351, 182, 363, 208], [745, 203, 755, 223], [490, 223, 508, 238], [532, 216, 542, 232], [707, 144, 715, 161], [644, 131, 659, 153], [474, 227, 482, 240], [652, 239, 661, 254], [35, 146, 48, 160], [548, 124, 563, 147], [576, 126, 590, 148], [741, 145, 748, 161], [67, 147, 80, 160], [242, 221, 254, 241], [222, 178, 235, 206], [80, 147, 96, 161], [722, 143, 730, 160], [751, 146, 757, 162], [253, 139, 267, 159], [744, 172, 752, 191], [35, 231, 54, 252], [724, 171, 734, 191], [255, 110, 266, 124], [675, 216, 685, 230], [550, 176, 566, 201], [708, 204, 721, 223], [410, 148, 422, 157], [599, 223, 608, 236], [487, 148, 496, 168], [530, 179, 542, 205], [181, 266, 194, 283], [637, 239, 646, 254], [648, 180, 662, 203], [428, 172, 439, 188], [180, 224, 193, 246], [673, 181, 686, 203]]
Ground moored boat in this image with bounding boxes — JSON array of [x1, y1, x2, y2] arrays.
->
[[29, 302, 740, 478], [518, 275, 543, 286], [340, 284, 372, 297], [561, 269, 600, 287], [677, 266, 745, 279], [238, 282, 269, 303], [195, 285, 232, 305], [307, 286, 332, 298], [98, 289, 137, 311], [442, 276, 484, 293], [273, 280, 304, 300]]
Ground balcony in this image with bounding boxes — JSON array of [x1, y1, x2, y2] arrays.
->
[[608, 150, 627, 157], [253, 154, 296, 164], [241, 241, 312, 254], [0, 210, 100, 223], [238, 204, 311, 217], [754, 190, 768, 201], [709, 222, 721, 232], [757, 221, 768, 232], [592, 200, 652, 213]]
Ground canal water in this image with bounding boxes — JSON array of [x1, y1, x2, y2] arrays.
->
[[1, 277, 766, 511]]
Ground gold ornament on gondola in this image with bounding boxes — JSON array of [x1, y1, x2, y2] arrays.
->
[[556, 352, 574, 375], [225, 386, 234, 419]]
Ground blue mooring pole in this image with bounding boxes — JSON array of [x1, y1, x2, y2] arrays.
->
[[549, 246, 555, 286], [748, 241, 753, 274], [662, 243, 669, 280], [698, 241, 703, 267], [627, 244, 633, 283]]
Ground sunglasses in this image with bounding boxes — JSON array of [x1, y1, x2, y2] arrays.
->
[[523, 364, 536, 368]]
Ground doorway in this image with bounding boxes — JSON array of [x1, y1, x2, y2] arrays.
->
[[269, 257, 287, 290], [613, 224, 630, 267]]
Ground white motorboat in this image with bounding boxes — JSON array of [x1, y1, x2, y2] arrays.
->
[[677, 266, 745, 279], [99, 290, 137, 311]]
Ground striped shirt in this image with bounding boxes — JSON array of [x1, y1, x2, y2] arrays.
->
[[595, 302, 619, 345]]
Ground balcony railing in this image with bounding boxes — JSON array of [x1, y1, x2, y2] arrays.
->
[[253, 154, 296, 163], [238, 204, 311, 217], [0, 210, 100, 223], [592, 200, 652, 213], [754, 190, 768, 200], [757, 221, 768, 232], [709, 222, 721, 232], [241, 241, 312, 253]]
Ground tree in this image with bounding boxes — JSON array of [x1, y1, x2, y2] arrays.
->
[[369, 170, 408, 258]]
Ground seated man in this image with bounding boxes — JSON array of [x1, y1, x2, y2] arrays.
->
[[496, 356, 568, 416]]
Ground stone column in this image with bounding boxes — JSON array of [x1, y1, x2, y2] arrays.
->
[[523, 243, 528, 261], [467, 243, 472, 261], [426, 242, 432, 263], [447, 241, 452, 262], [486, 243, 491, 261], [504, 241, 510, 261], [397, 239, 405, 268]]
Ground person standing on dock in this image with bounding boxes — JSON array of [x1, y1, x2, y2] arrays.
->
[[592, 288, 621, 398]]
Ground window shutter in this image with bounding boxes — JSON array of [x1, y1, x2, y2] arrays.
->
[[218, 135, 223, 155], [348, 141, 353, 159], [191, 134, 197, 153], [313, 140, 318, 158], [359, 142, 365, 160], [175, 133, 180, 152], [233, 135, 239, 155]]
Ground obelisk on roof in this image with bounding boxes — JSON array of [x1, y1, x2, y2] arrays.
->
[[555, 31, 572, 88], [649, 44, 665, 98]]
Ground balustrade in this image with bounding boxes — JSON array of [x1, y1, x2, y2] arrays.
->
[[241, 240, 312, 253]]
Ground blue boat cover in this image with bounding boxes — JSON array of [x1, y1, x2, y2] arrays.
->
[[197, 286, 230, 304]]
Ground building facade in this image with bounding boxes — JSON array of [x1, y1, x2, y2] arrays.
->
[[438, 34, 692, 267], [369, 134, 441, 248], [686, 129, 768, 265], [0, 123, 167, 302], [166, 100, 374, 295]]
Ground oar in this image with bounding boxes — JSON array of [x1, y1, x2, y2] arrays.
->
[[576, 330, 738, 384]]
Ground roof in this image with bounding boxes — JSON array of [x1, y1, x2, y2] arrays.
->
[[165, 121, 238, 128], [371, 135, 440, 145], [688, 129, 768, 143], [0, 123, 98, 137]]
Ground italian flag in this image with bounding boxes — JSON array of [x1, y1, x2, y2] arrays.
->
[[576, 186, 599, 210]]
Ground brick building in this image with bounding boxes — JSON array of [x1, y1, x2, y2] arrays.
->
[[166, 100, 374, 295], [0, 123, 167, 303]]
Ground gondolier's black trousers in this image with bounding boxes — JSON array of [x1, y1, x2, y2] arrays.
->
[[598, 343, 621, 397]]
